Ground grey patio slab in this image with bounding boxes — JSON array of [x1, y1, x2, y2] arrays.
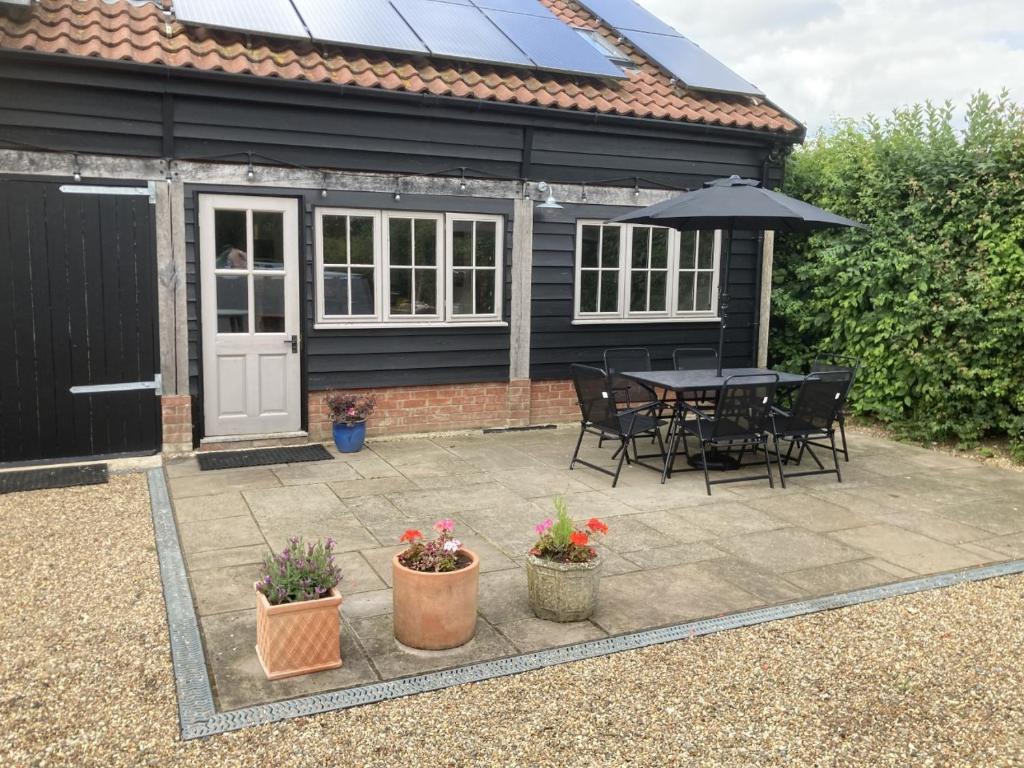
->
[[496, 617, 607, 653], [829, 524, 988, 575], [715, 527, 865, 574], [172, 491, 251, 523], [672, 502, 786, 538], [488, 468, 592, 499], [695, 557, 806, 603], [879, 509, 993, 545], [189, 563, 264, 616], [169, 468, 281, 498], [745, 492, 877, 532], [340, 588, 393, 620], [334, 551, 387, 595], [188, 544, 270, 571], [386, 483, 528, 516], [271, 461, 362, 485], [243, 483, 348, 522], [980, 532, 1024, 559], [344, 455, 405, 480], [477, 568, 533, 625], [327, 476, 416, 499], [403, 470, 494, 490], [178, 515, 265, 555], [591, 562, 763, 635], [621, 541, 725, 569], [629, 510, 718, 543], [929, 497, 1024, 536], [200, 609, 377, 711], [783, 559, 900, 595], [367, 439, 455, 465], [258, 518, 380, 553], [600, 516, 683, 553], [350, 615, 516, 680]]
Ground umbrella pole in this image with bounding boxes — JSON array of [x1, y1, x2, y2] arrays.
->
[[716, 228, 733, 377]]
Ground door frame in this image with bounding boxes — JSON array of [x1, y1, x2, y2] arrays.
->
[[197, 192, 303, 438]]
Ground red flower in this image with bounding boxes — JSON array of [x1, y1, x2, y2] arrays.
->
[[586, 518, 608, 535], [399, 529, 422, 543], [570, 531, 589, 547]]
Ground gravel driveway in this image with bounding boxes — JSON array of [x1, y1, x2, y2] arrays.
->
[[1, 472, 1022, 767]]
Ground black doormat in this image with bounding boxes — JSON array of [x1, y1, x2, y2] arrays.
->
[[197, 444, 334, 471], [0, 463, 109, 494]]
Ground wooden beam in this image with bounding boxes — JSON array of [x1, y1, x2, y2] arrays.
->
[[509, 192, 534, 381], [757, 230, 774, 367]]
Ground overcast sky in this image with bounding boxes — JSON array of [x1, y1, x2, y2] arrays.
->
[[637, 0, 1024, 134]]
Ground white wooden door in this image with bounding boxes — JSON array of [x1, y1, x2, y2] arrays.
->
[[199, 195, 301, 437]]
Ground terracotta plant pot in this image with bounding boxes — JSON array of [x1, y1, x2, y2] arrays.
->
[[392, 548, 479, 650], [526, 554, 602, 622], [254, 584, 343, 680]]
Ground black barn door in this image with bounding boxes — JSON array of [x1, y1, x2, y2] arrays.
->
[[0, 179, 161, 463]]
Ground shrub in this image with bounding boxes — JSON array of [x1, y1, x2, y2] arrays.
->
[[771, 92, 1024, 457], [257, 537, 342, 605], [325, 392, 376, 425], [530, 497, 608, 564]]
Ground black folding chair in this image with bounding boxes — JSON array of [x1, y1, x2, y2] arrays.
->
[[769, 371, 852, 487], [569, 364, 666, 487], [677, 373, 779, 495], [672, 347, 720, 407], [604, 347, 661, 411], [810, 355, 860, 461]]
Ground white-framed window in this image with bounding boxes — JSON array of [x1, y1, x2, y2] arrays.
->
[[573, 220, 720, 324], [314, 208, 504, 328]]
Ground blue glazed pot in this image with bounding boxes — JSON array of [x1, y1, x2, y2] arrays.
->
[[332, 420, 367, 453]]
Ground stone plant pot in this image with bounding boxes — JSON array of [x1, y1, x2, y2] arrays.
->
[[526, 554, 602, 622], [392, 548, 479, 650], [254, 584, 343, 680]]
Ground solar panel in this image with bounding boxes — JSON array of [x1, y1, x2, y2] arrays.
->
[[575, 0, 680, 37], [469, 0, 554, 18], [390, 0, 532, 67], [173, 0, 308, 40], [482, 9, 625, 78], [292, 0, 428, 53], [625, 30, 764, 96]]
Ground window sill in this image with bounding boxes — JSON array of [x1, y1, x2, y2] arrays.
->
[[313, 320, 509, 330], [572, 316, 721, 325]]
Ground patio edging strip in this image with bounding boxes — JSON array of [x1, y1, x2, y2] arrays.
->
[[146, 468, 1024, 740], [146, 468, 217, 729]]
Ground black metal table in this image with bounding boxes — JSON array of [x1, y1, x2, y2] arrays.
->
[[622, 368, 805, 482]]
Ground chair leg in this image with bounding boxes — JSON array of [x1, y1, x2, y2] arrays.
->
[[699, 440, 712, 496], [570, 424, 585, 470], [763, 437, 775, 489], [773, 435, 786, 488], [830, 430, 844, 483], [612, 437, 629, 487], [839, 413, 849, 462]]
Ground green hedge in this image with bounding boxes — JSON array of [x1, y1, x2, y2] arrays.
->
[[770, 92, 1024, 455]]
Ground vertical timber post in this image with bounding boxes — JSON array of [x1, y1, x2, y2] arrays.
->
[[508, 190, 534, 425], [757, 230, 775, 368]]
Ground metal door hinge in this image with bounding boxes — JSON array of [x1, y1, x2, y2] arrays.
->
[[71, 373, 162, 396]]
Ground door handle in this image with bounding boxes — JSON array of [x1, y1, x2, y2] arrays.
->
[[284, 334, 298, 353]]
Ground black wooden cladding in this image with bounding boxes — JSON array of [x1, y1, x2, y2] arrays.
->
[[0, 179, 161, 462]]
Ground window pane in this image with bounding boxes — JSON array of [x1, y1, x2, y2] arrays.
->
[[390, 269, 412, 315], [600, 271, 619, 313], [322, 216, 349, 266], [452, 268, 473, 314], [414, 220, 437, 266], [679, 231, 697, 269], [475, 270, 496, 315], [630, 270, 648, 312], [350, 217, 375, 265], [214, 210, 247, 270], [580, 271, 598, 313], [252, 212, 284, 269], [216, 274, 248, 332], [476, 221, 497, 267], [649, 271, 667, 311], [351, 267, 375, 315], [678, 272, 695, 312], [697, 230, 715, 269], [254, 275, 285, 333], [631, 227, 650, 270], [651, 228, 670, 269], [323, 268, 349, 316], [696, 272, 714, 311], [601, 227, 620, 268], [415, 268, 437, 314], [389, 219, 412, 266], [452, 220, 473, 267], [581, 226, 600, 268]]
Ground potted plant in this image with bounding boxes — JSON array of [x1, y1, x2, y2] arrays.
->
[[254, 536, 344, 680], [526, 497, 608, 623], [325, 392, 376, 453], [392, 520, 479, 650]]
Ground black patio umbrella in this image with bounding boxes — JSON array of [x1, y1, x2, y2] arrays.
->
[[610, 175, 865, 376]]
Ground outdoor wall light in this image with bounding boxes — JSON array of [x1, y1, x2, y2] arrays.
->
[[535, 181, 563, 210], [459, 168, 468, 192], [581, 183, 589, 203], [72, 154, 82, 182], [246, 153, 256, 182]]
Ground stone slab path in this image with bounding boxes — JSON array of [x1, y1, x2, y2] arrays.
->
[[165, 428, 1024, 711]]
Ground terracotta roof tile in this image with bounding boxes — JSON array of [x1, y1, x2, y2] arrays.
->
[[0, 0, 801, 135]]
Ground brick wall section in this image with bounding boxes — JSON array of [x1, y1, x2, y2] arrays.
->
[[161, 394, 193, 454], [308, 379, 579, 439]]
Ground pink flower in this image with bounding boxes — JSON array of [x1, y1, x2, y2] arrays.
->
[[534, 518, 554, 535], [442, 539, 461, 554], [434, 519, 455, 533]]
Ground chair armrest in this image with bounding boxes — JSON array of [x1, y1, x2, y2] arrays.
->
[[771, 405, 792, 417], [679, 401, 714, 420]]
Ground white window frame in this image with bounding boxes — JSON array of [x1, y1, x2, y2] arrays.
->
[[314, 207, 506, 329], [314, 207, 383, 324], [382, 211, 444, 324], [445, 213, 505, 324], [573, 220, 721, 324]]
